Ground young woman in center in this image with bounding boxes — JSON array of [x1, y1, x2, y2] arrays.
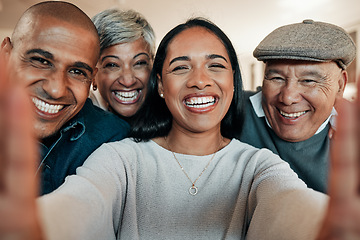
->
[[36, 18, 327, 239]]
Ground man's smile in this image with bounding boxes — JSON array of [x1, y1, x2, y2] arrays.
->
[[32, 97, 64, 114], [278, 109, 308, 119]]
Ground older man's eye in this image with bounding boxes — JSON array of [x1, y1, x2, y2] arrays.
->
[[303, 79, 316, 83], [301, 79, 318, 84], [264, 76, 285, 82]]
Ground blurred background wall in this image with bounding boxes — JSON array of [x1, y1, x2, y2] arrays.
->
[[1, 0, 359, 99]]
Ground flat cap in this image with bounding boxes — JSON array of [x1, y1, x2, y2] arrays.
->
[[253, 19, 356, 69]]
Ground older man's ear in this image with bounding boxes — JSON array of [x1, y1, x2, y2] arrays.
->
[[336, 69, 348, 97], [330, 70, 353, 140]]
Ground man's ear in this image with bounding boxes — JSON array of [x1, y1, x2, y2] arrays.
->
[[157, 74, 164, 98], [336, 70, 348, 100], [1, 37, 13, 59]]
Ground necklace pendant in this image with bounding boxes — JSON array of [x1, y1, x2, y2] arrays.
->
[[189, 185, 198, 195]]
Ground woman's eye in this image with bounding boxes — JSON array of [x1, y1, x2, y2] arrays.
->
[[134, 60, 148, 66], [209, 63, 226, 70], [171, 65, 190, 74], [104, 63, 119, 68]]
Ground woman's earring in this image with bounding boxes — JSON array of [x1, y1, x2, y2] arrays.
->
[[93, 85, 98, 91], [160, 93, 164, 98]]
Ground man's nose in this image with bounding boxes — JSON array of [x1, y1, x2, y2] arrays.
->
[[279, 81, 302, 105], [43, 70, 68, 99]]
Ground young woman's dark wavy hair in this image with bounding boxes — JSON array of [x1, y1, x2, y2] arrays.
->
[[130, 17, 244, 142]]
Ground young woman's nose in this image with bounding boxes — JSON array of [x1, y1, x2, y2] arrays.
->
[[186, 67, 213, 89]]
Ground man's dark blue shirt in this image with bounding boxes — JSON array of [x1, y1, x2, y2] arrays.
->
[[38, 99, 130, 195]]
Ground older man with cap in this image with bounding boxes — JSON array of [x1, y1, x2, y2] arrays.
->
[[239, 19, 356, 193]]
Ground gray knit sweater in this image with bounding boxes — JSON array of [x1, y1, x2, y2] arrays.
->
[[38, 138, 327, 239]]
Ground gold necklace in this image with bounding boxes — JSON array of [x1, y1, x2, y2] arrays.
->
[[165, 136, 223, 196]]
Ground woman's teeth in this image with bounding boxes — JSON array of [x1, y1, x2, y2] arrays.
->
[[280, 110, 306, 118], [32, 97, 64, 114], [115, 90, 139, 102], [185, 96, 215, 108]]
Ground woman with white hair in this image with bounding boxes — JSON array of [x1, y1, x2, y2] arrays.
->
[[90, 9, 156, 122]]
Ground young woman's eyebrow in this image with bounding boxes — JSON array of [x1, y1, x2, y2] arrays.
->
[[169, 56, 190, 66], [207, 54, 228, 62]]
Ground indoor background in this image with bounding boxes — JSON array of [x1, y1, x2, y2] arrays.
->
[[1, 0, 360, 98]]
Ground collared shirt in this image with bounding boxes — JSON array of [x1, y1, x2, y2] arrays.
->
[[249, 91, 337, 134], [37, 98, 130, 195]]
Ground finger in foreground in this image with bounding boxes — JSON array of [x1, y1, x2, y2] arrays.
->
[[329, 98, 358, 202], [5, 85, 39, 198], [0, 86, 43, 239]]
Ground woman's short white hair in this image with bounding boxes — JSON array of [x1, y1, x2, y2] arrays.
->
[[92, 9, 156, 58]]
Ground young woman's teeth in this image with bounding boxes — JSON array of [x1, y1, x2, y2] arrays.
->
[[280, 110, 306, 118], [115, 90, 139, 102], [32, 97, 63, 114], [185, 96, 215, 108]]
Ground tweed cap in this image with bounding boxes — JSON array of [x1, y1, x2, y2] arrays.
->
[[253, 19, 356, 69]]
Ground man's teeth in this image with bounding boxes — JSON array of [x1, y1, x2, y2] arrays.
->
[[32, 98, 64, 114], [185, 96, 215, 108], [115, 90, 139, 102], [280, 110, 306, 118]]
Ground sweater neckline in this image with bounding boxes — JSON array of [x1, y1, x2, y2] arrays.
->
[[149, 138, 235, 159]]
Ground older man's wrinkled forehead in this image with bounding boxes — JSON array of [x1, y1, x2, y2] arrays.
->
[[11, 1, 99, 54]]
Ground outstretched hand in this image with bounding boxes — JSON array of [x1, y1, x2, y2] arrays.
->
[[317, 78, 360, 240], [0, 57, 43, 239]]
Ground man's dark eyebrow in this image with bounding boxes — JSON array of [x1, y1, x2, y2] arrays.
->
[[169, 56, 190, 65], [26, 49, 93, 74], [26, 49, 54, 60], [207, 54, 228, 62], [73, 62, 94, 74]]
